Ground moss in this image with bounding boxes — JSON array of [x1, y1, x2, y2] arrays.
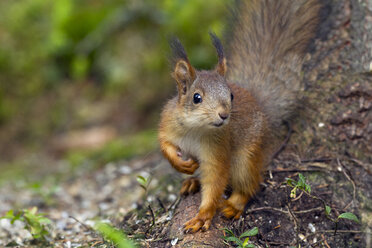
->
[[65, 129, 158, 169], [98, 129, 158, 162], [0, 129, 158, 186]]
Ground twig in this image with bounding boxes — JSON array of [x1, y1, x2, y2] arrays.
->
[[337, 158, 356, 210], [291, 191, 304, 202], [90, 240, 104, 247], [148, 204, 156, 228], [268, 168, 331, 173], [306, 229, 370, 239], [166, 197, 181, 221], [156, 197, 167, 212], [69, 215, 93, 232], [246, 206, 323, 215], [301, 158, 333, 163], [246, 206, 288, 214], [321, 234, 331, 248], [287, 204, 300, 247], [294, 207, 324, 214], [347, 157, 372, 175], [168, 196, 181, 211]]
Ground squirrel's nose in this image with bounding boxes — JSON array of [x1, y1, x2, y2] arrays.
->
[[218, 112, 229, 120]]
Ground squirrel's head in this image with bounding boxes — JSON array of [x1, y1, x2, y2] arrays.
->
[[170, 33, 233, 130]]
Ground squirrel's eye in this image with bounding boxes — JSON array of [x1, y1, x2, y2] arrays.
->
[[231, 93, 234, 101], [193, 93, 202, 104]]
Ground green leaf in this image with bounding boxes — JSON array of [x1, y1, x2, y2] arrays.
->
[[242, 237, 249, 247], [298, 173, 306, 188], [286, 178, 296, 187], [1, 209, 14, 220], [240, 227, 259, 238], [29, 206, 38, 215], [338, 212, 359, 223], [222, 228, 235, 236], [136, 175, 147, 187], [325, 205, 331, 216], [246, 244, 255, 248], [224, 236, 243, 246], [305, 184, 311, 194], [20, 208, 52, 240], [95, 222, 135, 248], [38, 217, 52, 225], [11, 212, 23, 224]]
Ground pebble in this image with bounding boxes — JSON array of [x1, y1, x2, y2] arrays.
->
[[171, 238, 178, 246], [168, 194, 177, 202], [65, 241, 71, 248], [308, 223, 316, 233], [119, 165, 132, 174]]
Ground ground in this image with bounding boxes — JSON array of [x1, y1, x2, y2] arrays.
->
[[0, 0, 372, 247]]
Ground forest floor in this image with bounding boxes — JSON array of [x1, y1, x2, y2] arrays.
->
[[0, 115, 371, 247], [0, 0, 372, 247]]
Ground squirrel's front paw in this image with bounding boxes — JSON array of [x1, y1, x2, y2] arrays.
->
[[173, 158, 199, 175], [183, 214, 212, 233]]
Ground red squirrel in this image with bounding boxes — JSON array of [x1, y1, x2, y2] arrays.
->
[[159, 0, 321, 233]]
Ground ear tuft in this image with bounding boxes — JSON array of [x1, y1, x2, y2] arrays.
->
[[209, 32, 227, 76], [170, 37, 189, 64], [169, 37, 195, 95]]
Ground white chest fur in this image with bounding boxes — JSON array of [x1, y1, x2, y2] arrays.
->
[[173, 132, 202, 160]]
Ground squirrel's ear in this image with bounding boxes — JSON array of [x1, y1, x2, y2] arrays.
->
[[173, 60, 196, 94], [170, 38, 196, 94], [210, 32, 227, 76]]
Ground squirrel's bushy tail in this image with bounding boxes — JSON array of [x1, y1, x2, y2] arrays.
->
[[226, 0, 321, 127]]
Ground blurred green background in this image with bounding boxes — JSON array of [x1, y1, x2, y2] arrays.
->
[[0, 0, 228, 181]]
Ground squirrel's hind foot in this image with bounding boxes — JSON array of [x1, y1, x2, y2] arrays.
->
[[221, 201, 243, 219], [180, 177, 200, 195], [220, 192, 249, 219], [183, 208, 214, 233]]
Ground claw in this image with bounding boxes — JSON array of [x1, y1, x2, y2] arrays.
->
[[221, 201, 243, 219], [180, 177, 200, 195], [201, 219, 211, 231], [183, 215, 211, 233]]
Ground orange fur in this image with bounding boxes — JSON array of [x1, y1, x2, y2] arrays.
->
[[159, 139, 199, 175], [180, 177, 200, 195]]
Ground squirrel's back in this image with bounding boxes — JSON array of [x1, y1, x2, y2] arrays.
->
[[226, 0, 321, 127]]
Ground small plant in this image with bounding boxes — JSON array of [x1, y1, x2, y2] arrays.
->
[[222, 227, 258, 248], [95, 222, 135, 248], [136, 175, 150, 192], [286, 174, 359, 233], [1, 207, 52, 241], [286, 173, 311, 198], [136, 174, 156, 229]]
